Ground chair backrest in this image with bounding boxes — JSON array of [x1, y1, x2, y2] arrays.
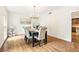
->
[[38, 27, 47, 40], [23, 27, 30, 38]]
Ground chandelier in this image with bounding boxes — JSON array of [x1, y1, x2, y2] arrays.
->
[[30, 6, 39, 19]]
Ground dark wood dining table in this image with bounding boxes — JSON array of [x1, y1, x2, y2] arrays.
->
[[29, 29, 47, 47]]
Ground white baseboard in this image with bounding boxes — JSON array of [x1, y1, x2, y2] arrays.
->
[[48, 34, 71, 42], [0, 36, 7, 48]]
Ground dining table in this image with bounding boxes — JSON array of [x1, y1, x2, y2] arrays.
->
[[28, 28, 47, 47]]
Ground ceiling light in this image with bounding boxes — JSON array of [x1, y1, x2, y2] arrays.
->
[[30, 6, 39, 19]]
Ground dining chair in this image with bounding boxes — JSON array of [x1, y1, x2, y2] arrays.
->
[[8, 25, 16, 37], [34, 27, 47, 46], [23, 27, 32, 44]]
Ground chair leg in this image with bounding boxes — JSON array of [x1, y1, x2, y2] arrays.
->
[[39, 40, 41, 47], [24, 36, 27, 43], [27, 39, 30, 44]]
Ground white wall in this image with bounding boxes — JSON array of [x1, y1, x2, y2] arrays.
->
[[8, 6, 79, 42], [8, 12, 24, 35], [39, 6, 79, 42], [0, 7, 8, 47], [8, 12, 40, 35]]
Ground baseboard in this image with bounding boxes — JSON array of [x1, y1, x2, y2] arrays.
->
[[0, 36, 8, 52], [48, 35, 70, 43]]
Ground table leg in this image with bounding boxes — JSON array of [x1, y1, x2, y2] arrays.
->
[[44, 31, 47, 44], [24, 36, 27, 43], [32, 33, 34, 47]]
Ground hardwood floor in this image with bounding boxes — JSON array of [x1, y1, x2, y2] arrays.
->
[[1, 35, 79, 52]]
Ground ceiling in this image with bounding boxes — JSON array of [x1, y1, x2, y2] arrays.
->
[[6, 6, 59, 15]]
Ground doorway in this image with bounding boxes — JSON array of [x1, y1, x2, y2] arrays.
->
[[72, 11, 79, 43]]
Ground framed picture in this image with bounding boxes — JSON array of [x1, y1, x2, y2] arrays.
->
[[20, 16, 31, 24]]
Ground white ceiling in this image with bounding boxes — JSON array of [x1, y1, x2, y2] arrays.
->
[[6, 6, 59, 15]]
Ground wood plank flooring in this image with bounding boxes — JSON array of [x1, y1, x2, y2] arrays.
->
[[1, 35, 79, 52]]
